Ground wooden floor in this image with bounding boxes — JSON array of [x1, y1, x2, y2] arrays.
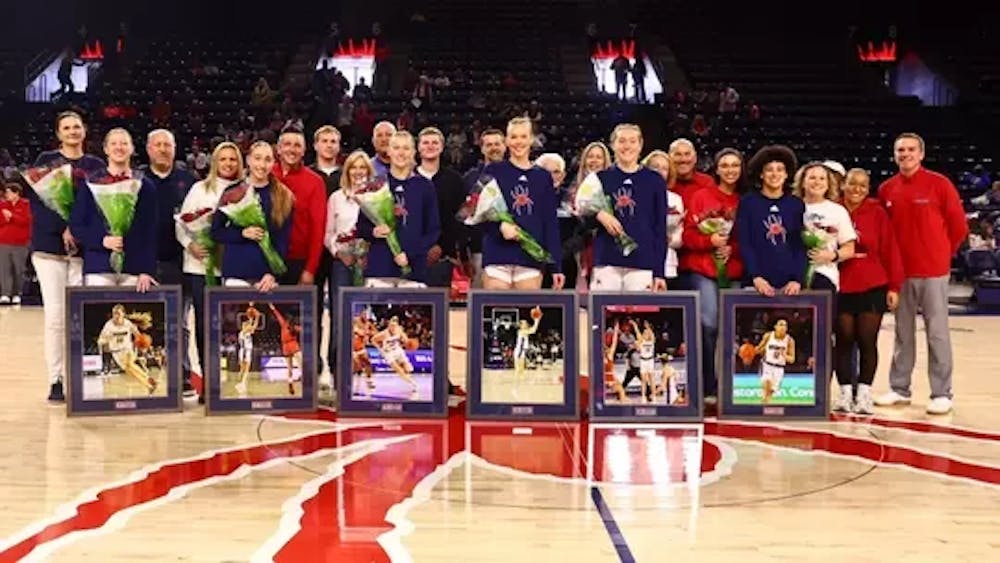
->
[[0, 305, 997, 562]]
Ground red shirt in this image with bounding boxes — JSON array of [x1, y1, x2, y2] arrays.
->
[[878, 167, 968, 278], [680, 187, 742, 281], [839, 198, 904, 294], [273, 163, 327, 276], [0, 198, 31, 246], [672, 171, 716, 207]]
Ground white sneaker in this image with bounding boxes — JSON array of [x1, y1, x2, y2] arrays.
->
[[318, 371, 333, 390], [11, 296, 20, 305], [926, 397, 953, 415], [0, 296, 9, 304], [833, 385, 853, 413], [874, 390, 911, 406], [853, 384, 874, 415]]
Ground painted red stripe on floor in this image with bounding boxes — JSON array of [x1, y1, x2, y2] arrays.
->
[[830, 413, 1000, 442]]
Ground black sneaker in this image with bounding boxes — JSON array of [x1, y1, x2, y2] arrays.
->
[[183, 380, 196, 398], [48, 381, 65, 402]]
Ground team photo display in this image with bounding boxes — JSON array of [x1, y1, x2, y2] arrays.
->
[[480, 304, 565, 405], [218, 301, 304, 400], [600, 304, 688, 407], [80, 302, 169, 401]]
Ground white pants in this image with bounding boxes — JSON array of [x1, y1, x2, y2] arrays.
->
[[761, 362, 785, 390], [224, 278, 253, 287], [590, 266, 653, 291], [84, 273, 139, 287], [483, 265, 542, 284], [364, 278, 426, 288], [31, 253, 83, 384]]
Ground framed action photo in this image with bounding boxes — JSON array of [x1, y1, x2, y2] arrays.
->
[[719, 290, 832, 419], [65, 286, 183, 416], [589, 291, 702, 422], [336, 288, 449, 418], [204, 286, 318, 414], [466, 290, 579, 421]]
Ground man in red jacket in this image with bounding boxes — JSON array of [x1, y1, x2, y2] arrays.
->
[[0, 183, 32, 304], [273, 127, 328, 289], [876, 133, 968, 415]]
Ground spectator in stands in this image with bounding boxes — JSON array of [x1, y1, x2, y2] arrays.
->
[[71, 128, 158, 291], [187, 143, 210, 179], [719, 84, 740, 113], [272, 128, 327, 291], [669, 138, 716, 204], [970, 180, 1000, 208], [463, 128, 507, 287], [821, 160, 847, 195], [631, 57, 647, 102], [736, 145, 805, 297], [589, 124, 667, 292], [612, 54, 630, 101], [310, 125, 342, 380], [681, 148, 746, 403], [416, 127, 466, 288], [143, 129, 196, 390], [358, 131, 440, 288], [875, 133, 968, 414], [212, 141, 293, 293], [30, 111, 104, 401], [251, 78, 277, 108], [642, 150, 683, 282], [835, 168, 903, 415], [0, 183, 31, 305], [446, 124, 467, 167], [325, 150, 370, 374], [176, 142, 243, 402], [371, 121, 396, 178], [353, 77, 372, 104], [481, 117, 563, 290]]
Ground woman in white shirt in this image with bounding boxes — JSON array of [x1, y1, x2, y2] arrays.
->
[[793, 162, 857, 292], [324, 150, 373, 369], [176, 142, 243, 393], [642, 150, 684, 282]]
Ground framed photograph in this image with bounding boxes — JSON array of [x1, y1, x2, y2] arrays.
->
[[336, 288, 449, 418], [65, 286, 183, 416], [204, 286, 318, 414], [719, 290, 832, 419], [466, 290, 579, 420], [589, 291, 702, 422]]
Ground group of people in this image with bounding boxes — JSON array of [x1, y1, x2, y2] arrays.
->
[[23, 109, 967, 416]]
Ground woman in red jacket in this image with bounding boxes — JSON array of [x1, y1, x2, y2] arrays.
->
[[0, 183, 32, 304], [679, 148, 744, 403], [836, 168, 903, 414]]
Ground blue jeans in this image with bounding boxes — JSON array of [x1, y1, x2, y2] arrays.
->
[[328, 260, 355, 376], [683, 272, 739, 397]]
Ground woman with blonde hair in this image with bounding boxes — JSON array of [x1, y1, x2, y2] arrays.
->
[[211, 141, 294, 293], [176, 142, 243, 390], [642, 149, 684, 281], [573, 141, 611, 288], [793, 161, 857, 293], [70, 128, 158, 291]]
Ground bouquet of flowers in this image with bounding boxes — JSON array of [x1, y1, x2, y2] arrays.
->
[[696, 208, 736, 288], [217, 183, 287, 276], [802, 222, 839, 288], [336, 229, 370, 286], [457, 174, 553, 263], [354, 177, 410, 277], [667, 204, 684, 238], [20, 163, 75, 221], [573, 172, 638, 256], [176, 207, 219, 286], [87, 174, 144, 273]]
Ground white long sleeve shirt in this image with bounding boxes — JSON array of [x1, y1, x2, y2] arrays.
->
[[175, 179, 228, 276], [324, 188, 361, 256]]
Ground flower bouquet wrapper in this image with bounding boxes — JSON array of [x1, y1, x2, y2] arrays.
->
[[87, 174, 143, 273], [801, 224, 838, 289], [355, 177, 411, 277], [217, 183, 287, 276], [21, 163, 75, 222], [461, 175, 552, 264], [337, 229, 370, 286], [573, 172, 637, 256], [177, 207, 219, 286], [696, 210, 735, 288]]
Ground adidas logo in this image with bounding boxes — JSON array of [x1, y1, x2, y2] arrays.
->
[[518, 175, 528, 182], [623, 179, 633, 185], [769, 205, 779, 213]]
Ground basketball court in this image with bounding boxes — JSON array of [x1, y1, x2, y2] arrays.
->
[[0, 306, 997, 562]]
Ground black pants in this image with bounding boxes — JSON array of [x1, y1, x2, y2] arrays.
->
[[184, 274, 207, 383], [312, 252, 334, 374], [158, 260, 191, 377]]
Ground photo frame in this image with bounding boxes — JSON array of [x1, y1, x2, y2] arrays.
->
[[336, 288, 449, 418], [589, 291, 702, 422], [718, 290, 832, 419], [65, 286, 183, 416], [466, 290, 579, 421], [204, 286, 318, 414]]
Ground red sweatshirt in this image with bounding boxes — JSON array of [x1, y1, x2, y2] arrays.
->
[[0, 198, 31, 246], [839, 198, 904, 293], [878, 167, 968, 278], [673, 171, 717, 207], [273, 163, 327, 276], [680, 186, 743, 281]]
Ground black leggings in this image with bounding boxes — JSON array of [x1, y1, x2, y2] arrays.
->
[[834, 311, 883, 386]]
